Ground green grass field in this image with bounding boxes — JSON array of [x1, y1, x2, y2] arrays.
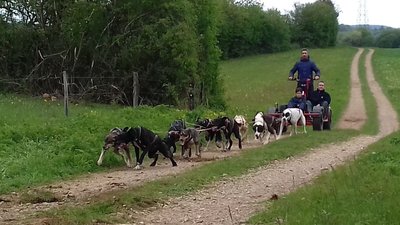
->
[[3, 47, 400, 224]]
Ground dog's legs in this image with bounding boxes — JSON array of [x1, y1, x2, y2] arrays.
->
[[301, 114, 307, 134], [233, 128, 242, 149], [277, 119, 285, 140], [159, 143, 178, 166], [226, 136, 233, 151], [264, 132, 271, 144], [204, 140, 211, 151], [196, 144, 201, 158], [118, 146, 132, 168], [97, 149, 106, 166], [124, 147, 132, 168], [172, 143, 177, 154], [203, 132, 214, 151], [135, 149, 147, 170], [289, 125, 294, 136], [133, 145, 142, 170], [149, 153, 158, 167], [242, 128, 249, 144]]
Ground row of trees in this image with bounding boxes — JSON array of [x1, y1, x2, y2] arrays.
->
[[338, 25, 400, 48], [0, 0, 339, 108]]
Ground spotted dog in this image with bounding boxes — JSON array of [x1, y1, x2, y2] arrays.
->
[[277, 108, 307, 139]]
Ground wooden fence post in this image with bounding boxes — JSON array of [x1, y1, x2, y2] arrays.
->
[[63, 71, 69, 117], [132, 72, 139, 107]]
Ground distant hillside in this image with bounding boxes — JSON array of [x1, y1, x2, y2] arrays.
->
[[339, 24, 394, 32]]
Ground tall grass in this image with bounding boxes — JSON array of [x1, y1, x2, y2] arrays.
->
[[249, 48, 400, 225]]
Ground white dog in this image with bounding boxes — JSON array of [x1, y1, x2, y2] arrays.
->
[[234, 115, 248, 143], [277, 108, 307, 139]]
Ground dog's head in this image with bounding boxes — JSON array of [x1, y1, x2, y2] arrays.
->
[[167, 130, 181, 142], [281, 109, 292, 124], [113, 127, 140, 148], [103, 127, 123, 150], [253, 123, 265, 139], [252, 112, 265, 139], [169, 120, 186, 132], [234, 115, 247, 127], [195, 118, 212, 129], [179, 129, 191, 146]]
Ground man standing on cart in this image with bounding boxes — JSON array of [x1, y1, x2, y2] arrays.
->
[[288, 48, 321, 101]]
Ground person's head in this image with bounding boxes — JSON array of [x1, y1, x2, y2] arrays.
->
[[295, 87, 303, 98], [300, 48, 309, 61], [317, 81, 325, 91]]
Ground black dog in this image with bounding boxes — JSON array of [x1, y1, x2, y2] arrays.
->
[[197, 117, 241, 151], [211, 116, 242, 151], [164, 120, 186, 154], [196, 118, 224, 150], [115, 126, 177, 169]]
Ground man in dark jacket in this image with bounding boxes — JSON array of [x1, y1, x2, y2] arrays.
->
[[307, 81, 331, 118], [288, 48, 320, 99], [288, 87, 307, 112]]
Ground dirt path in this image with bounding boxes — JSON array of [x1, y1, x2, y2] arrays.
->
[[337, 48, 367, 130], [0, 48, 398, 225]]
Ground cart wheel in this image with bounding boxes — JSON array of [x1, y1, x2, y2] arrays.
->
[[323, 109, 332, 130], [312, 113, 323, 131]]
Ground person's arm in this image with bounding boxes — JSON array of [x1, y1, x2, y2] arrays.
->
[[312, 62, 320, 79], [287, 98, 295, 108], [310, 91, 318, 105], [299, 99, 307, 111], [326, 92, 331, 105], [289, 62, 299, 80]]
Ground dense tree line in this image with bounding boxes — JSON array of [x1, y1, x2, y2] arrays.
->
[[0, 0, 339, 108], [338, 25, 400, 48]]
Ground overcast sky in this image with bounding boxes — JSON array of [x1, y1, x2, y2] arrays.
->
[[261, 0, 400, 28]]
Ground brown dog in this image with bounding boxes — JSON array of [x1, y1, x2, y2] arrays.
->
[[97, 128, 132, 167], [234, 115, 248, 143], [179, 128, 201, 158]]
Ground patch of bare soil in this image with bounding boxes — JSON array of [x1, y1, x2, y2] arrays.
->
[[0, 48, 398, 225]]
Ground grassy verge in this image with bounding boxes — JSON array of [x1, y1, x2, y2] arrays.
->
[[248, 48, 400, 224]]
